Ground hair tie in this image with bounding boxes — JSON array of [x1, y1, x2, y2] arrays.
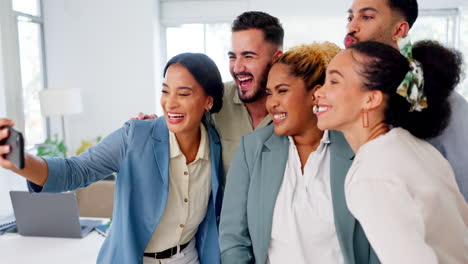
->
[[397, 35, 427, 112]]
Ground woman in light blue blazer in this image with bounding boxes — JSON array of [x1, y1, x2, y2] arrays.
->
[[219, 43, 379, 264], [0, 53, 224, 264]]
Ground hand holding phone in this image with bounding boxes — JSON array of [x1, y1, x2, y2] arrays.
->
[[0, 126, 25, 169]]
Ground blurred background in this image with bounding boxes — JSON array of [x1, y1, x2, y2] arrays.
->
[[1, 0, 468, 214]]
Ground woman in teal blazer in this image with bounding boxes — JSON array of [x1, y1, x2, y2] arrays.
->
[[0, 53, 224, 264], [219, 43, 379, 264]]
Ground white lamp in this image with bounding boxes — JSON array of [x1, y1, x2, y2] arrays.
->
[[39, 88, 83, 144]]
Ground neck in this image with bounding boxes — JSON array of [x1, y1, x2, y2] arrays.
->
[[175, 126, 201, 164], [244, 96, 268, 129], [343, 121, 389, 153], [292, 124, 324, 173]]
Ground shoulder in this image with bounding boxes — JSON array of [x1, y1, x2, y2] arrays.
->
[[449, 91, 468, 110], [223, 81, 237, 96], [123, 117, 167, 140], [351, 128, 442, 179], [241, 124, 276, 145], [447, 91, 468, 128], [358, 128, 414, 155]]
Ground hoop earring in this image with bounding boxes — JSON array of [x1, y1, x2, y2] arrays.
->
[[361, 108, 369, 128]]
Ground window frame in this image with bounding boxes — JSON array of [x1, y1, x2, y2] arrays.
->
[[13, 0, 51, 145]]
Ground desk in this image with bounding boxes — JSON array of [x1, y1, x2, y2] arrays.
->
[[0, 231, 105, 263]]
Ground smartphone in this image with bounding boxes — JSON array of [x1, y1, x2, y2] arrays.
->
[[0, 126, 25, 169]]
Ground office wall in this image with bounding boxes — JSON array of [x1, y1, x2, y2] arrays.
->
[[42, 0, 468, 154], [42, 0, 161, 154]]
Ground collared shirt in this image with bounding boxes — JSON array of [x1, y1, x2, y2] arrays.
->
[[145, 123, 211, 252], [213, 81, 271, 178], [268, 131, 344, 264]]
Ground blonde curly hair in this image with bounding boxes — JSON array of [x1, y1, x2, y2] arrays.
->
[[273, 42, 341, 90]]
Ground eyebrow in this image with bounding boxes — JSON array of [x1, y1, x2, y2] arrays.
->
[[266, 83, 290, 91], [348, 7, 379, 14], [162, 83, 193, 90], [328, 69, 344, 78], [227, 51, 259, 56]]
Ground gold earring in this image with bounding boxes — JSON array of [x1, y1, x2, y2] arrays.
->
[[361, 108, 369, 128]]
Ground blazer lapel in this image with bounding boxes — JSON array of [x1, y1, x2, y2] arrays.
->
[[260, 133, 289, 259], [206, 122, 221, 210], [329, 130, 357, 264], [152, 118, 170, 186]]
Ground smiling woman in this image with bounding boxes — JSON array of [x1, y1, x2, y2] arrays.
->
[[220, 42, 381, 264], [0, 53, 224, 264], [315, 41, 468, 263]]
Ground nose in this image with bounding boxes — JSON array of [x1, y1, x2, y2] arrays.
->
[[163, 93, 179, 110], [314, 85, 325, 100], [266, 92, 279, 112], [347, 18, 359, 35], [233, 58, 246, 74]]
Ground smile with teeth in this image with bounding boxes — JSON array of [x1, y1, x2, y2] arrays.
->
[[273, 113, 287, 121], [313, 105, 331, 115], [237, 76, 252, 81], [168, 113, 185, 119]]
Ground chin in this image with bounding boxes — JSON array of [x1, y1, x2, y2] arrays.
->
[[316, 120, 330, 131], [273, 126, 288, 136]]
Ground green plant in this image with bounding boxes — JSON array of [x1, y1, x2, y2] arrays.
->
[[36, 134, 67, 158]]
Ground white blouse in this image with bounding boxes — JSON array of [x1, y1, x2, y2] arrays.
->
[[346, 127, 468, 264], [268, 131, 344, 264]]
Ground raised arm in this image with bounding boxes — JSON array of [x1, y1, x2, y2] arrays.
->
[[1, 118, 134, 192], [219, 136, 254, 264], [0, 118, 48, 186]]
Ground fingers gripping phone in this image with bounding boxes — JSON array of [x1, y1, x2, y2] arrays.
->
[[0, 126, 25, 169]]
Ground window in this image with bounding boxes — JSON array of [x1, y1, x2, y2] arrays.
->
[[166, 23, 231, 82], [13, 0, 48, 147], [458, 9, 468, 99]]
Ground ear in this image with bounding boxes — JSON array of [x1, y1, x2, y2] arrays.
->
[[392, 21, 410, 42], [273, 50, 283, 60], [310, 84, 322, 103], [205, 96, 214, 111], [364, 90, 384, 110]]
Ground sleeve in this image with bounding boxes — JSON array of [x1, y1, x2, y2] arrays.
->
[[345, 170, 438, 264], [29, 121, 135, 193], [219, 136, 254, 264]]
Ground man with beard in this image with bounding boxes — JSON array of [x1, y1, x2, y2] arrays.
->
[[344, 0, 468, 200], [214, 11, 284, 177], [137, 12, 283, 178]]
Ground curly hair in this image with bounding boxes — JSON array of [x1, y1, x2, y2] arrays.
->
[[349, 40, 463, 139], [232, 11, 284, 48], [273, 42, 342, 90], [163, 53, 224, 114]]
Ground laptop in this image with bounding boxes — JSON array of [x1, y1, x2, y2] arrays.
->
[[9, 191, 102, 238]]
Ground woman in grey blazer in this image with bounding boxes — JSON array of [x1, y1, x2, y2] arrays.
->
[[219, 43, 379, 264]]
